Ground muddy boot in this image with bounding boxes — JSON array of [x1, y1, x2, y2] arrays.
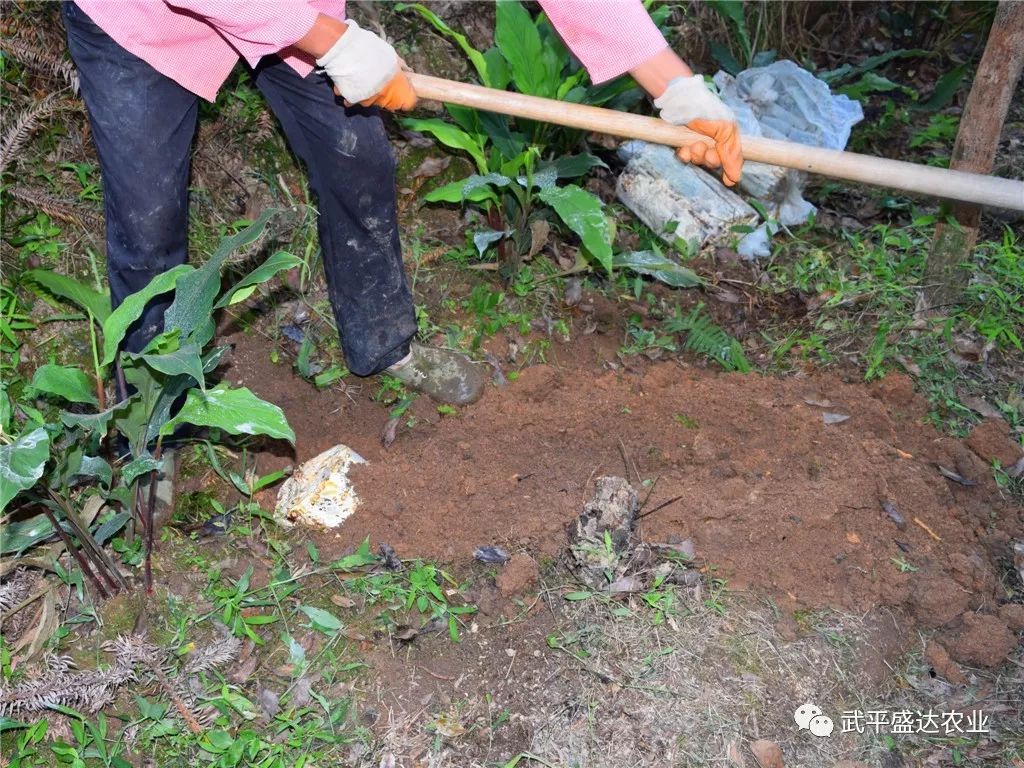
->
[[386, 343, 487, 405]]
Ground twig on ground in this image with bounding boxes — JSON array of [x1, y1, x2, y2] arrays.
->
[[913, 516, 942, 541]]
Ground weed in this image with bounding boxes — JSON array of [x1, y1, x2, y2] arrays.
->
[[703, 577, 729, 616], [890, 556, 919, 573], [9, 212, 62, 263], [673, 413, 699, 429], [664, 304, 751, 372]]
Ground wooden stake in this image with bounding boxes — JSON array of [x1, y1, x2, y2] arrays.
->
[[926, 1, 1024, 306]]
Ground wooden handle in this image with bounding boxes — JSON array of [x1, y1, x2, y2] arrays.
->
[[407, 73, 1024, 212]]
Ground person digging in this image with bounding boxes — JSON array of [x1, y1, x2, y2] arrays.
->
[[64, 0, 742, 407]]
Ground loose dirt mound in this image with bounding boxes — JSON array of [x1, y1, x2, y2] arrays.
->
[[225, 334, 1023, 668]]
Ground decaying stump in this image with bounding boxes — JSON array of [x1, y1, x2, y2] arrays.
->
[[568, 476, 638, 588]]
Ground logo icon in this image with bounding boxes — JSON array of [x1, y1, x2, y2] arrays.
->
[[794, 702, 834, 738]]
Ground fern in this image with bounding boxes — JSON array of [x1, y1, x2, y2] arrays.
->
[[7, 186, 103, 228], [2, 37, 80, 93], [664, 304, 751, 373], [0, 96, 65, 174]]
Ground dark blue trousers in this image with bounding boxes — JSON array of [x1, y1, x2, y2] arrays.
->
[[63, 2, 416, 375]]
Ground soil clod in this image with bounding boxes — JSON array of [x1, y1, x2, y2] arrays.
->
[[495, 553, 539, 598]]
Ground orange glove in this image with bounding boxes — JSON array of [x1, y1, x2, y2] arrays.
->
[[359, 70, 417, 111], [316, 19, 417, 112], [655, 75, 743, 186], [676, 119, 742, 188]]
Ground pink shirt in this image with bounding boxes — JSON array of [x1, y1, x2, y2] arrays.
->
[[74, 0, 668, 101]]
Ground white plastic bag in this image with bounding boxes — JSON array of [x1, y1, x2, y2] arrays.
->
[[714, 60, 863, 257], [714, 60, 863, 151], [274, 444, 366, 528]]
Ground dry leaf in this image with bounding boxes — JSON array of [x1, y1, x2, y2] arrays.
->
[[846, 531, 861, 544], [937, 465, 978, 486], [410, 156, 450, 179], [727, 739, 748, 767], [750, 739, 784, 768], [959, 394, 1002, 420], [527, 219, 549, 259], [13, 587, 58, 663], [381, 416, 400, 449], [393, 625, 418, 642]]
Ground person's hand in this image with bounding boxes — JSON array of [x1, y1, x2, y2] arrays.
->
[[316, 20, 417, 111], [654, 75, 742, 186]]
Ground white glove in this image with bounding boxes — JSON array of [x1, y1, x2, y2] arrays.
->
[[654, 75, 735, 125], [315, 19, 399, 104]]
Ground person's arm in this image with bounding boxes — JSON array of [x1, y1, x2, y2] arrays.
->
[[164, 2, 415, 110], [538, 0, 742, 184]]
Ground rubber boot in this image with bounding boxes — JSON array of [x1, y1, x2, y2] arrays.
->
[[386, 343, 487, 405]]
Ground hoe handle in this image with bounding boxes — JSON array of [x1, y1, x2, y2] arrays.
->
[[407, 73, 1024, 212]]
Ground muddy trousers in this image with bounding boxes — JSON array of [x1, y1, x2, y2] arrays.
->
[[63, 2, 416, 375]]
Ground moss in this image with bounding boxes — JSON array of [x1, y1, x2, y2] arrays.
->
[[62, 586, 178, 669]]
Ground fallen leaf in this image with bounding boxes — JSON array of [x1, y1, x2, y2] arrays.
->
[[822, 412, 850, 425], [846, 531, 861, 545], [410, 156, 451, 179], [881, 499, 907, 530], [527, 219, 549, 259], [727, 739, 748, 767], [393, 625, 418, 642], [331, 594, 356, 608], [937, 465, 978, 486], [750, 739, 784, 768], [381, 416, 400, 449], [257, 686, 280, 719], [959, 394, 1002, 420], [12, 587, 58, 663]]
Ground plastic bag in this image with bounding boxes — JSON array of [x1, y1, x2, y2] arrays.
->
[[274, 444, 366, 528], [714, 60, 863, 257], [714, 60, 863, 151]]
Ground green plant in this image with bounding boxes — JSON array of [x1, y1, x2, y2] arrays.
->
[[8, 212, 62, 263], [332, 542, 476, 642], [664, 304, 751, 372], [960, 228, 1023, 351], [890, 556, 918, 573], [59, 162, 102, 202], [703, 576, 728, 616], [1, 210, 301, 598], [398, 2, 692, 289]]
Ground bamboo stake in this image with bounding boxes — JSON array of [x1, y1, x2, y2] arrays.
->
[[407, 73, 1024, 212]]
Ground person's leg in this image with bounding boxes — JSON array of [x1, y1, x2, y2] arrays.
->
[[251, 57, 416, 376], [63, 1, 198, 353]]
